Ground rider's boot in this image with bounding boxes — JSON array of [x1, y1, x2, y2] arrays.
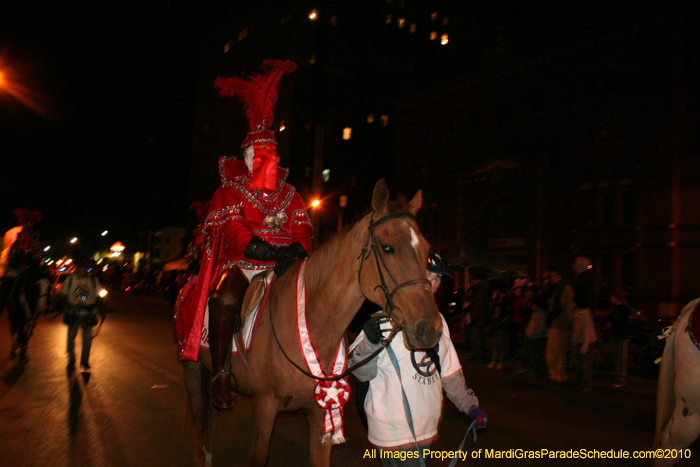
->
[[208, 269, 248, 410], [208, 297, 236, 410]]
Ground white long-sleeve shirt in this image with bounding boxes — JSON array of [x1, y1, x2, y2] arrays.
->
[[348, 314, 479, 447]]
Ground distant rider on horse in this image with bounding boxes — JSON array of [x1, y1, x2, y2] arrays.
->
[[175, 60, 313, 410], [0, 208, 43, 313]]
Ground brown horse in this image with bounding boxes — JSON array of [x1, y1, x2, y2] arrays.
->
[[182, 179, 443, 467]]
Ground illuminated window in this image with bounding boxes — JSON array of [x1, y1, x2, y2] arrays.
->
[[410, 23, 416, 33], [343, 127, 352, 140], [441, 34, 449, 45], [367, 114, 375, 123], [430, 31, 437, 40], [431, 12, 438, 21], [380, 115, 389, 126], [330, 16, 337, 26], [224, 41, 232, 53], [322, 169, 330, 182], [309, 9, 318, 20], [398, 18, 405, 28], [238, 28, 248, 41], [386, 14, 392, 24], [442, 17, 449, 26], [279, 120, 286, 132]]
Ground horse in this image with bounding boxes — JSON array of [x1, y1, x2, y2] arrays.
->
[[2, 267, 51, 364], [181, 179, 443, 467], [654, 297, 700, 466]]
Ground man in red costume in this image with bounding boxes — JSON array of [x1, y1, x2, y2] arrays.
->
[[175, 60, 313, 410]]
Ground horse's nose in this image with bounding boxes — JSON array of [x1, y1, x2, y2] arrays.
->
[[415, 319, 435, 343]]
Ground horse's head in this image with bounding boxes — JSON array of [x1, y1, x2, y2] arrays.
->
[[359, 179, 443, 350]]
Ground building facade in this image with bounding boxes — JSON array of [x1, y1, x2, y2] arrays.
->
[[394, 6, 700, 317]]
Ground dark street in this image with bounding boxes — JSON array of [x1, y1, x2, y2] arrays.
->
[[1, 292, 694, 467]]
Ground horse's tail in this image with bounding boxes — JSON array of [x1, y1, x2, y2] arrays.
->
[[654, 298, 699, 449]]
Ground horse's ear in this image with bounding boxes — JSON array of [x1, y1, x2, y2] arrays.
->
[[372, 179, 390, 214], [406, 189, 423, 215]]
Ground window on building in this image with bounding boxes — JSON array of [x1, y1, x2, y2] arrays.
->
[[622, 190, 635, 225], [330, 16, 337, 26], [601, 254, 613, 291], [224, 41, 232, 53], [386, 14, 392, 24], [279, 120, 286, 132], [410, 23, 416, 33], [602, 192, 615, 226], [398, 18, 405, 28], [343, 127, 352, 140], [430, 31, 437, 40], [380, 115, 389, 126], [441, 34, 449, 45], [238, 28, 248, 41], [322, 169, 330, 182], [367, 113, 375, 123], [621, 252, 636, 290], [442, 17, 449, 26], [431, 12, 438, 21]]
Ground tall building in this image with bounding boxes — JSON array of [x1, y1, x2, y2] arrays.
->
[[394, 4, 700, 316], [191, 1, 698, 316]]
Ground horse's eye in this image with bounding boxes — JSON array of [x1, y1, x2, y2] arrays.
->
[[381, 245, 395, 255]]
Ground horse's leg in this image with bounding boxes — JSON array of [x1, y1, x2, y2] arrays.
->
[[208, 267, 248, 410], [250, 396, 280, 467], [182, 360, 217, 467], [306, 407, 333, 467]]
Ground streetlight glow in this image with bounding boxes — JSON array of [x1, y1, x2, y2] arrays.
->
[[311, 199, 320, 208], [101, 231, 108, 236], [70, 237, 78, 244], [309, 9, 318, 20], [43, 246, 50, 252]]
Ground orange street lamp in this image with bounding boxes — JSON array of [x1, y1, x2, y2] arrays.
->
[[310, 199, 320, 208]]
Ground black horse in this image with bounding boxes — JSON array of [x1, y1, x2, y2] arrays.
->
[[0, 267, 51, 363]]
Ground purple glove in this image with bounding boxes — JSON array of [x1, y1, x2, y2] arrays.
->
[[468, 406, 488, 429]]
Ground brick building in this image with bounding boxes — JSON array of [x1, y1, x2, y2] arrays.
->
[[394, 6, 700, 316]]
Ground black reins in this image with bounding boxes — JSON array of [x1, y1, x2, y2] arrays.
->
[[269, 210, 430, 382]]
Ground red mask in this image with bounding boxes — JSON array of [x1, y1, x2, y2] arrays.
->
[[250, 144, 279, 192]]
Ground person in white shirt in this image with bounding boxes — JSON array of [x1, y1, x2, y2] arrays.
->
[[59, 259, 103, 371], [349, 252, 487, 465]]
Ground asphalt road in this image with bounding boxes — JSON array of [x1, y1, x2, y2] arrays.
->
[[0, 292, 696, 467]]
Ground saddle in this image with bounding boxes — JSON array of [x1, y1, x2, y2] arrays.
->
[[689, 300, 700, 351], [241, 269, 275, 323]]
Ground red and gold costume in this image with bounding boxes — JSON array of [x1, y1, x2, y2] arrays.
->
[[175, 158, 312, 361], [175, 60, 312, 363]]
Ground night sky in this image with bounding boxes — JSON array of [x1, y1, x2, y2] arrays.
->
[[0, 0, 648, 255], [0, 1, 239, 253]]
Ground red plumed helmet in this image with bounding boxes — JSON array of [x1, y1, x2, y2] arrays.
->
[[214, 60, 298, 149]]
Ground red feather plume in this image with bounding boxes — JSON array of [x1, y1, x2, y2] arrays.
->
[[214, 60, 298, 132]]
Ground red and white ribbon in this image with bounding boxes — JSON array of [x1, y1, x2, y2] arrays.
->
[[296, 260, 349, 444]]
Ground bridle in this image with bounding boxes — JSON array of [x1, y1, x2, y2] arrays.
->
[[357, 211, 432, 323], [269, 210, 431, 381]]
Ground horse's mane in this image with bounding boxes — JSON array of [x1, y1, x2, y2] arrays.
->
[[303, 197, 411, 293]]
